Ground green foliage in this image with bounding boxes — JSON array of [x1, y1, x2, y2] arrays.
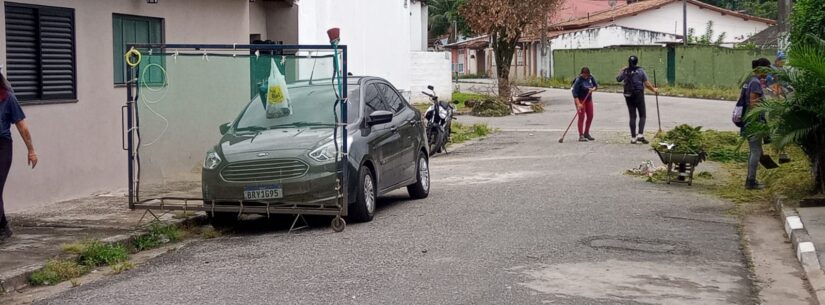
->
[[470, 96, 511, 117], [747, 34, 825, 193], [791, 0, 825, 42], [703, 130, 749, 163], [451, 92, 489, 109], [29, 260, 87, 286], [428, 0, 472, 39], [78, 241, 128, 267], [133, 222, 183, 251], [653, 124, 705, 153], [686, 21, 727, 46], [450, 122, 491, 144], [697, 0, 778, 19]]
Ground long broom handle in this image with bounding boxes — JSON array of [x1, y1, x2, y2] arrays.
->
[[653, 70, 662, 132], [561, 90, 593, 140]]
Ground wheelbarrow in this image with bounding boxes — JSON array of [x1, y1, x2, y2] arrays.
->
[[654, 149, 706, 186]]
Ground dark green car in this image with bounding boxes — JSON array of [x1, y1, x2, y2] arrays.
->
[[202, 76, 430, 226]]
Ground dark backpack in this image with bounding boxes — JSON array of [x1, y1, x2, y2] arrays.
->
[[732, 84, 749, 128], [622, 69, 637, 97]]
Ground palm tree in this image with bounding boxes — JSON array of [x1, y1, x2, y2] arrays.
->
[[428, 0, 470, 42], [747, 34, 825, 194]]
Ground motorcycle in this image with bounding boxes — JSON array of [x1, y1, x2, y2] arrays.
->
[[421, 85, 455, 156]]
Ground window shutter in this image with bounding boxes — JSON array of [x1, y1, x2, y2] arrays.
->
[[4, 5, 39, 100], [38, 8, 75, 100]]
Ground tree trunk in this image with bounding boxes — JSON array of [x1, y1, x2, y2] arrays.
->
[[492, 30, 518, 103]]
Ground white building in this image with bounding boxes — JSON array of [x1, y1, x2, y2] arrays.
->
[[1, 0, 447, 213]]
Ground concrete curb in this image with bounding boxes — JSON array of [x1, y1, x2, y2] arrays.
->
[[774, 198, 825, 304], [0, 215, 203, 294]]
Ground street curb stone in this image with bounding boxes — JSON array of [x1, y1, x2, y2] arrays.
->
[[775, 198, 825, 304], [0, 215, 201, 294]]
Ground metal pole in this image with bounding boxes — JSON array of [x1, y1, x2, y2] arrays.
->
[[126, 64, 135, 209], [341, 46, 348, 218], [683, 0, 687, 45]]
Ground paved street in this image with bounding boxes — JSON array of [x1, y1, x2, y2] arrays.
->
[[29, 89, 771, 305]]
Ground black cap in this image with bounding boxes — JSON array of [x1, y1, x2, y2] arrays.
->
[[628, 55, 639, 68]]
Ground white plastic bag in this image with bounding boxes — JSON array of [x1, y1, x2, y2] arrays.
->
[[266, 58, 291, 118]]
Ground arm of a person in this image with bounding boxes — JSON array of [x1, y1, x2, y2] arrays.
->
[[749, 92, 761, 108], [14, 119, 37, 168], [616, 69, 625, 82], [640, 70, 658, 93], [591, 77, 598, 91]]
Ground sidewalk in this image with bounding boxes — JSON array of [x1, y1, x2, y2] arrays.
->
[[0, 192, 183, 292], [777, 199, 825, 303]]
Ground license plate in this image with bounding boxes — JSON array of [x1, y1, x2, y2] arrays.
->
[[243, 185, 283, 200]]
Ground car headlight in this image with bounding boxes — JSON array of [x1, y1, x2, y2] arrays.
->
[[308, 136, 352, 163], [203, 151, 222, 170]]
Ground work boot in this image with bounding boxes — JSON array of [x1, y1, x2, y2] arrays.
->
[[578, 135, 588, 142], [584, 134, 595, 141], [637, 135, 649, 144], [745, 179, 765, 190], [0, 223, 12, 243]]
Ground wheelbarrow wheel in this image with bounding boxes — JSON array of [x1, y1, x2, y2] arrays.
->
[[331, 216, 346, 232]]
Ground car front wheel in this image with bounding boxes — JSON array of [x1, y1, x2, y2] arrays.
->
[[349, 166, 376, 223], [407, 153, 430, 199]]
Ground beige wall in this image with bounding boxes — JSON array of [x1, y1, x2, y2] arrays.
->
[[0, 0, 252, 213], [249, 0, 268, 40], [264, 1, 298, 44]]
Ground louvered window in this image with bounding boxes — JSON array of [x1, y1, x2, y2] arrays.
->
[[4, 3, 76, 103]]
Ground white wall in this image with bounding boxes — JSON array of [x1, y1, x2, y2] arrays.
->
[[0, 0, 251, 213], [409, 52, 452, 104], [410, 1, 428, 51], [297, 0, 427, 96], [265, 1, 299, 44], [542, 25, 680, 77], [609, 1, 771, 42]]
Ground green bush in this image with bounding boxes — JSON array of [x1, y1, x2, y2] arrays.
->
[[133, 222, 183, 251], [29, 260, 87, 286], [471, 97, 511, 117], [79, 241, 128, 267]]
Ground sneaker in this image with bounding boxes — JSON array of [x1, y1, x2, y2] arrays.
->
[[745, 180, 765, 190], [578, 136, 588, 142], [584, 134, 595, 141], [630, 136, 638, 144], [0, 223, 12, 243], [637, 136, 649, 144]]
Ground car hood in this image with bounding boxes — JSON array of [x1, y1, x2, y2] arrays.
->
[[219, 128, 334, 158]]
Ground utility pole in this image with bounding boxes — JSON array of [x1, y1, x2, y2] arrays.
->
[[683, 0, 687, 45]]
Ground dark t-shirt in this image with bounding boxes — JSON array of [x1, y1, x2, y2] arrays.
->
[[616, 68, 648, 92], [1, 92, 26, 140], [746, 76, 764, 105], [571, 76, 598, 100]]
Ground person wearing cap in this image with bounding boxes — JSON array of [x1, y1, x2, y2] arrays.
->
[[767, 51, 787, 98], [616, 55, 658, 144], [0, 68, 37, 243]]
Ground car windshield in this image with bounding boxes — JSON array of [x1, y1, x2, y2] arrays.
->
[[235, 84, 360, 131]]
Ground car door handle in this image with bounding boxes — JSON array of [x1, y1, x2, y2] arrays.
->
[[408, 119, 418, 126], [390, 126, 398, 133]]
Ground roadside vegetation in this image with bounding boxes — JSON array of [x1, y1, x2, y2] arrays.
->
[[626, 128, 813, 206], [30, 222, 196, 286], [450, 122, 491, 145]]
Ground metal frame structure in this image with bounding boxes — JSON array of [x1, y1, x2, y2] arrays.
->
[[122, 43, 350, 232]]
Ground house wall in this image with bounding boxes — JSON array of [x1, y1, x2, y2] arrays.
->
[[297, 0, 427, 97], [409, 51, 452, 104], [264, 1, 299, 44], [249, 1, 268, 40], [545, 25, 680, 77], [608, 1, 771, 42], [0, 0, 252, 213]]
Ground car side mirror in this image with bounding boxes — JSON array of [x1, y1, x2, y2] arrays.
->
[[219, 122, 231, 135], [427, 85, 434, 90], [367, 110, 393, 126]]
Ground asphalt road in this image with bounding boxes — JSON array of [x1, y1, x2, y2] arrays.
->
[[35, 89, 756, 305]]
